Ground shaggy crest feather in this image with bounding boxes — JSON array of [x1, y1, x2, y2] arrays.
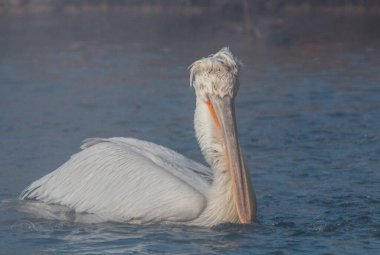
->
[[189, 47, 242, 101]]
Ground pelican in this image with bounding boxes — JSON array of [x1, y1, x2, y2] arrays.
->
[[20, 48, 256, 227]]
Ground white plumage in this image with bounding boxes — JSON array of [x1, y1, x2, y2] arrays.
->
[[20, 48, 256, 227]]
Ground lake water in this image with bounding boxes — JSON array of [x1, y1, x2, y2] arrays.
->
[[1, 9, 380, 254]]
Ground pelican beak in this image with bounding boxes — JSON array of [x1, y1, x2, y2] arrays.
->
[[210, 95, 256, 224]]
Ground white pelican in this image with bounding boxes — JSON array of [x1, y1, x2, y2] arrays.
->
[[20, 48, 256, 227]]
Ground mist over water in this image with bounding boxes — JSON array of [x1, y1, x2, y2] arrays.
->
[[1, 2, 380, 254]]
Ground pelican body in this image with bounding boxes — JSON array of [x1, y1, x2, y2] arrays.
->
[[20, 48, 256, 227]]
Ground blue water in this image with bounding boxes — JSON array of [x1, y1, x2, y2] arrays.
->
[[1, 11, 380, 254]]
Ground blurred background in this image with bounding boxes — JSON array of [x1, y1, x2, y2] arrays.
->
[[1, 1, 380, 254], [1, 0, 380, 48]]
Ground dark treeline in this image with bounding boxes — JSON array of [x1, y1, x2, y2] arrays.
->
[[1, 0, 380, 15]]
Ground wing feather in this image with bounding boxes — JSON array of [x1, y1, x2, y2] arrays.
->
[[20, 138, 212, 223]]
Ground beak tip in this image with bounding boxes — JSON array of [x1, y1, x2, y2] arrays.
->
[[238, 213, 252, 224], [240, 218, 251, 224]]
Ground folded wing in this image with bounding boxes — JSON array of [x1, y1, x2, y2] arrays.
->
[[20, 138, 211, 223]]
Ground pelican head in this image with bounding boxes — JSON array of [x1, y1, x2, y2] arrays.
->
[[189, 47, 255, 224]]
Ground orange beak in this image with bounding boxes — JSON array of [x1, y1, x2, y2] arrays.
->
[[209, 95, 256, 223]]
